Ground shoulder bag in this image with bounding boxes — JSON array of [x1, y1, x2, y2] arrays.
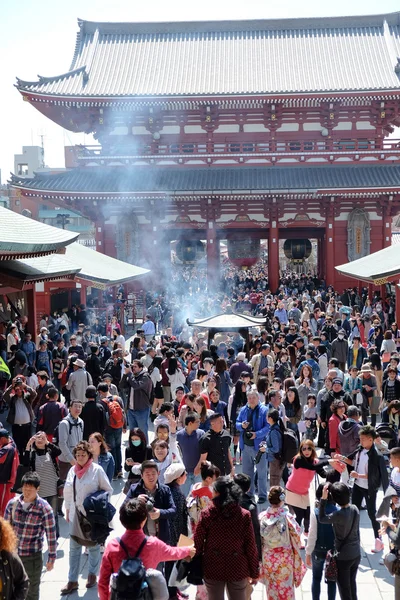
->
[[325, 510, 356, 583], [70, 475, 97, 547]]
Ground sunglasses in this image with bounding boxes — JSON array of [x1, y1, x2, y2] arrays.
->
[[302, 446, 313, 451]]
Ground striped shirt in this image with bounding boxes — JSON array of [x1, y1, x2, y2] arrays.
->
[[4, 495, 57, 561], [34, 453, 58, 498]]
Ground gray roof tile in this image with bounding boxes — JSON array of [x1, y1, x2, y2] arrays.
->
[[0, 206, 79, 255], [10, 164, 400, 194], [16, 13, 400, 97]]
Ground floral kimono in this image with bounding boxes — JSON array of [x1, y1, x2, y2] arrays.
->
[[259, 505, 306, 600]]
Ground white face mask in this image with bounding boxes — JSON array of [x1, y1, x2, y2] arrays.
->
[[338, 334, 344, 340]]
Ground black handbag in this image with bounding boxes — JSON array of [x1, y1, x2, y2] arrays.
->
[[186, 555, 203, 585]]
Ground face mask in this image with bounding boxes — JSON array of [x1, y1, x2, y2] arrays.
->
[[338, 334, 344, 340], [274, 324, 279, 329], [132, 440, 141, 447]]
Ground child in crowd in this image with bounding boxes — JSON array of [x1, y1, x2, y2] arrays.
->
[[187, 461, 220, 533], [303, 394, 318, 441]]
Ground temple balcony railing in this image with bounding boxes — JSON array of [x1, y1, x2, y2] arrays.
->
[[73, 138, 400, 167]]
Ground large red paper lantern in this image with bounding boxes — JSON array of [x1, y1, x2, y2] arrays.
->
[[227, 237, 260, 268]]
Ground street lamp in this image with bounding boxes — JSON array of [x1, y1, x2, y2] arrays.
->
[[56, 213, 70, 229]]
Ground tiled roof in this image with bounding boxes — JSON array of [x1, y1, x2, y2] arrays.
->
[[0, 242, 149, 286], [9, 165, 400, 195], [16, 13, 400, 97], [0, 206, 79, 256], [336, 244, 400, 283]]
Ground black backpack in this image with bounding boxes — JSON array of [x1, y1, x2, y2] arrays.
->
[[111, 537, 151, 600], [281, 428, 299, 464], [53, 417, 83, 445]]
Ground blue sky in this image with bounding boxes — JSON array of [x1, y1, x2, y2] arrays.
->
[[1, 0, 400, 181]]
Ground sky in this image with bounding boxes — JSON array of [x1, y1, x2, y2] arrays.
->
[[1, 0, 400, 182]]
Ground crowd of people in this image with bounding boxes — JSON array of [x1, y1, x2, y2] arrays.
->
[[0, 282, 399, 600]]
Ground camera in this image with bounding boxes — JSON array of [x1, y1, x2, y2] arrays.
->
[[245, 430, 254, 440], [14, 377, 23, 386], [255, 442, 267, 464], [144, 495, 155, 513]]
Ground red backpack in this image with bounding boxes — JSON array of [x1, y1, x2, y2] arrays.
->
[[106, 396, 124, 429]]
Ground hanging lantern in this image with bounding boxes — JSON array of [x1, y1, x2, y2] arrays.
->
[[227, 237, 260, 268], [283, 239, 312, 262], [175, 240, 205, 264]]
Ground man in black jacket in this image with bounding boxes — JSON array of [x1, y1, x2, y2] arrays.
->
[[335, 424, 388, 554], [122, 360, 153, 442]]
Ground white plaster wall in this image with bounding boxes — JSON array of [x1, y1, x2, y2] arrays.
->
[[243, 124, 270, 132], [132, 126, 150, 135], [332, 122, 352, 131], [276, 123, 299, 132], [159, 126, 180, 134], [214, 124, 240, 133], [356, 122, 375, 130]]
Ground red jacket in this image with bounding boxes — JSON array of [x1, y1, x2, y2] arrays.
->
[[193, 502, 259, 581], [329, 413, 346, 454], [98, 529, 192, 600]]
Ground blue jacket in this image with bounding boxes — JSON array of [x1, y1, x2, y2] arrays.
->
[[83, 490, 116, 544], [124, 480, 176, 543], [296, 358, 320, 381], [98, 451, 115, 483], [347, 346, 367, 370], [236, 403, 270, 451], [265, 424, 282, 462]]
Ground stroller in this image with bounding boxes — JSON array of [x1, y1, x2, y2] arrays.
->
[[375, 423, 398, 451]]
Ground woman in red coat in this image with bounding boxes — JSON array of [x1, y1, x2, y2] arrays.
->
[[328, 399, 347, 456], [193, 476, 260, 600]]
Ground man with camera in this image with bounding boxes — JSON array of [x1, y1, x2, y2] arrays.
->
[[3, 376, 37, 457], [236, 390, 269, 504], [122, 360, 153, 442], [124, 460, 176, 543]]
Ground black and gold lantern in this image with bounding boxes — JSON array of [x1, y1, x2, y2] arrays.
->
[[283, 239, 312, 262], [175, 240, 205, 264]]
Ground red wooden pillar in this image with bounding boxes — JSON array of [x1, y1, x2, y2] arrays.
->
[[317, 238, 322, 278], [26, 287, 38, 338], [207, 222, 219, 291], [325, 203, 335, 287], [396, 284, 400, 325], [268, 219, 279, 293], [319, 235, 326, 279], [79, 282, 87, 306]]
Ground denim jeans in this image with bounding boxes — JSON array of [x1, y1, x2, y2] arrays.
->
[[242, 444, 267, 499], [312, 551, 336, 600], [128, 407, 150, 442], [68, 535, 101, 582], [105, 427, 122, 474], [180, 471, 201, 498]]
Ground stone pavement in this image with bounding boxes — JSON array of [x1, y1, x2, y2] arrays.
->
[[37, 441, 396, 600]]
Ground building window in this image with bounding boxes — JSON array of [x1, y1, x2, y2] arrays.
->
[[17, 164, 29, 176]]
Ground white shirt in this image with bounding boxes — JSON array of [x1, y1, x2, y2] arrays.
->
[[355, 449, 369, 490]]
